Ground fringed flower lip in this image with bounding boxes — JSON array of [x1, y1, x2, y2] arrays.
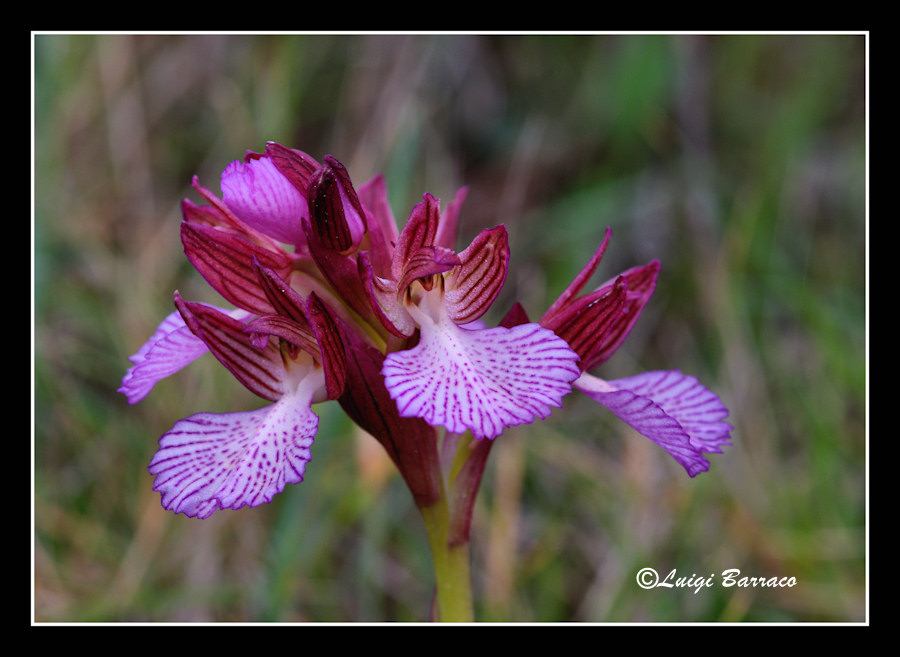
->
[[574, 369, 732, 477]]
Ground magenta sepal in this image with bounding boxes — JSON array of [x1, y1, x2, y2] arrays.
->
[[304, 292, 348, 401], [357, 174, 398, 278], [253, 258, 317, 328], [175, 292, 285, 402], [183, 175, 287, 252], [180, 221, 292, 316], [306, 155, 368, 255], [543, 227, 612, 321], [541, 276, 627, 370], [391, 193, 443, 281], [264, 142, 321, 198], [220, 155, 308, 246], [434, 186, 468, 251], [539, 227, 660, 372], [585, 261, 660, 371], [498, 301, 531, 329], [300, 212, 379, 330]]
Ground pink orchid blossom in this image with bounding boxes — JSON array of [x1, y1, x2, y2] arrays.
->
[[145, 273, 345, 518], [534, 227, 733, 476], [121, 141, 730, 524], [123, 146, 349, 517], [365, 192, 580, 439], [121, 141, 732, 621]]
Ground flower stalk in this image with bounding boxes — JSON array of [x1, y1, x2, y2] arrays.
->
[[420, 495, 475, 622]]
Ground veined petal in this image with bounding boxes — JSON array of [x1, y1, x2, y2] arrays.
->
[[392, 193, 441, 282], [180, 221, 292, 315], [585, 260, 660, 369], [543, 226, 611, 321], [382, 308, 580, 439], [176, 294, 285, 402], [541, 276, 627, 371], [434, 186, 468, 250], [118, 311, 208, 404], [359, 253, 416, 338], [305, 155, 367, 255], [264, 142, 321, 197], [358, 174, 398, 278], [397, 245, 461, 294], [575, 370, 733, 477], [443, 225, 509, 325], [148, 369, 323, 518], [220, 155, 308, 246]]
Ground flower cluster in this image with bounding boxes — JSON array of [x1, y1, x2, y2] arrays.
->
[[120, 142, 732, 520]]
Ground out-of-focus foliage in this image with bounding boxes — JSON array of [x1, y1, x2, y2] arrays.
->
[[34, 33, 866, 623]]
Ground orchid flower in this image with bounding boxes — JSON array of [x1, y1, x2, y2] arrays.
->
[[534, 227, 733, 476], [120, 300, 325, 519], [147, 282, 344, 518], [361, 190, 581, 439], [122, 145, 350, 518], [121, 140, 732, 621]]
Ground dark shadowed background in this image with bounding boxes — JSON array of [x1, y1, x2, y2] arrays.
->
[[34, 33, 866, 623]]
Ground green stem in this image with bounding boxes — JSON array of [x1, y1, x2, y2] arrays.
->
[[419, 501, 474, 622]]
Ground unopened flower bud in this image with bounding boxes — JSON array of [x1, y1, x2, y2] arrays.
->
[[307, 155, 367, 255], [221, 154, 308, 246]]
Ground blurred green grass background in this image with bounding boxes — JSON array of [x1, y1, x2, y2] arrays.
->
[[33, 33, 866, 623]]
